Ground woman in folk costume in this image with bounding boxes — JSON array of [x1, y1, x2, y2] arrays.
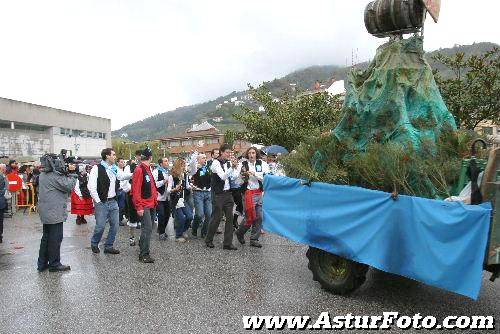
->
[[168, 159, 193, 243], [235, 147, 270, 248], [71, 166, 94, 225]]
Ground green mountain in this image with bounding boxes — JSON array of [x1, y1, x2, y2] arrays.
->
[[113, 42, 498, 141]]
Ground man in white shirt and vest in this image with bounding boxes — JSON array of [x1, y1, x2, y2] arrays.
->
[[205, 144, 239, 250], [88, 148, 132, 254], [235, 147, 270, 248]]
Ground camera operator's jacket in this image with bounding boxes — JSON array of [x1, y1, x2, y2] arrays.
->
[[38, 172, 76, 224]]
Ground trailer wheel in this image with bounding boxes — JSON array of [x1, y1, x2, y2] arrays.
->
[[306, 247, 368, 295]]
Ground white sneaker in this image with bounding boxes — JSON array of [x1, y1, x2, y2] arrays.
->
[[127, 221, 137, 228], [176, 237, 186, 243], [121, 217, 128, 224]]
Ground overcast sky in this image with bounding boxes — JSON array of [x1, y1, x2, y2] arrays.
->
[[0, 0, 498, 130]]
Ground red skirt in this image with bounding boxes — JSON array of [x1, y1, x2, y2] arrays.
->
[[71, 191, 94, 215]]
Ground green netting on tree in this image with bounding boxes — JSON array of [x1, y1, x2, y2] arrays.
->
[[333, 36, 457, 151]]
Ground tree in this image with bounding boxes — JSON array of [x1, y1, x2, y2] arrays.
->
[[230, 85, 343, 150], [434, 47, 500, 130], [112, 139, 167, 163]]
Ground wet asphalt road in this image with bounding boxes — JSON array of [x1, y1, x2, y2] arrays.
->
[[0, 211, 498, 334]]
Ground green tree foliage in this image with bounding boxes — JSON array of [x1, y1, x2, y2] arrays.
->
[[434, 47, 500, 129], [232, 85, 343, 150], [112, 139, 167, 163]]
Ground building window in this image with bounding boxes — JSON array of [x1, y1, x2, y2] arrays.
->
[[182, 140, 193, 146], [171, 141, 180, 147]]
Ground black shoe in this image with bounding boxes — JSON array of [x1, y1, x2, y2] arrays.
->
[[37, 266, 48, 272], [235, 231, 245, 245], [223, 245, 238, 250], [49, 265, 71, 272], [139, 255, 155, 263], [104, 247, 120, 254], [0, 236, 2, 243], [250, 240, 262, 248], [205, 242, 215, 248], [119, 221, 125, 226], [91, 245, 100, 254], [191, 229, 198, 238]]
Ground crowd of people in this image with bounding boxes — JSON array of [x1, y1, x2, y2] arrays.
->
[[0, 143, 284, 271]]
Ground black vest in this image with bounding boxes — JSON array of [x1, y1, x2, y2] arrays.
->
[[78, 174, 91, 199], [137, 165, 153, 199], [97, 164, 120, 202], [211, 159, 230, 194], [192, 164, 211, 190], [157, 169, 166, 195], [242, 160, 263, 191]]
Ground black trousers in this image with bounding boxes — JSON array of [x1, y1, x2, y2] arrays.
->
[[127, 192, 139, 224], [205, 192, 234, 247], [231, 187, 244, 214], [37, 222, 63, 269], [0, 208, 4, 240], [156, 200, 171, 235]]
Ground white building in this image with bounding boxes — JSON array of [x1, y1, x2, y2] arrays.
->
[[234, 100, 245, 106], [258, 106, 266, 112], [230, 97, 238, 103], [0, 97, 111, 159]]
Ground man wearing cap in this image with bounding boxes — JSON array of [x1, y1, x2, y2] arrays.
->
[[88, 148, 132, 254], [132, 148, 158, 263]]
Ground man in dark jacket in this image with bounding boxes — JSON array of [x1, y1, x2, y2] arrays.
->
[[37, 158, 77, 272]]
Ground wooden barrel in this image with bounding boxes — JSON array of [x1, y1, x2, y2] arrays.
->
[[364, 0, 425, 37]]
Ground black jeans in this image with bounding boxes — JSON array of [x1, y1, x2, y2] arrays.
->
[[156, 200, 171, 235], [37, 223, 64, 269]]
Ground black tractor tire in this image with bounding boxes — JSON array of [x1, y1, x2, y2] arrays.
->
[[306, 247, 369, 295]]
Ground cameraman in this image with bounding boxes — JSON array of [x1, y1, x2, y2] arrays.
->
[[37, 158, 77, 272]]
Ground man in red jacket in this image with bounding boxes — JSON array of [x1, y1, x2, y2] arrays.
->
[[132, 148, 158, 263]]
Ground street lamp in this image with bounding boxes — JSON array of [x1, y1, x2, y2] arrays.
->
[[123, 141, 137, 160]]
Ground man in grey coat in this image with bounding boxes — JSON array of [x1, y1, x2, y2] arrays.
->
[[37, 162, 77, 272]]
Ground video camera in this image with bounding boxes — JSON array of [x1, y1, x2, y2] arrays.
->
[[40, 149, 82, 175]]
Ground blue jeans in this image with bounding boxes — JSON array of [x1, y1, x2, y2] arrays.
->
[[192, 190, 212, 235], [174, 205, 193, 238], [91, 199, 119, 248]]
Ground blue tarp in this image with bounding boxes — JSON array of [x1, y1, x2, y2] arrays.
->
[[262, 175, 492, 300]]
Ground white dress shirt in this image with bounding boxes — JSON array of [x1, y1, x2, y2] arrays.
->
[[210, 159, 237, 191], [88, 164, 132, 204]]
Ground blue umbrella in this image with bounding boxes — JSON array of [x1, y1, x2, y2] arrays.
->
[[263, 145, 289, 155]]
